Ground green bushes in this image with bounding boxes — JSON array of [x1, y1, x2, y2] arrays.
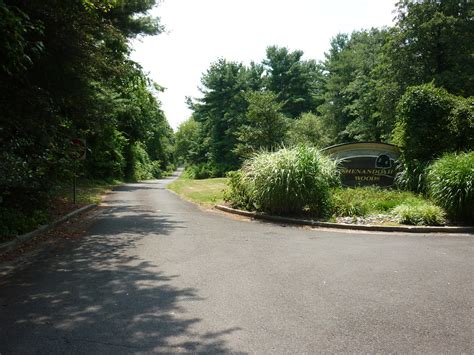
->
[[394, 83, 473, 162], [226, 146, 339, 216], [184, 162, 233, 179], [223, 171, 254, 211], [332, 187, 421, 217], [427, 152, 474, 224], [125, 142, 164, 181], [393, 84, 473, 192], [391, 203, 446, 226]]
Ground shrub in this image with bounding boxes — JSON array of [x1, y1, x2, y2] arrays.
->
[[0, 207, 49, 241], [394, 159, 430, 194], [393, 84, 473, 193], [239, 146, 339, 216], [124, 142, 163, 181], [286, 113, 330, 148], [427, 152, 474, 224], [393, 83, 473, 163], [332, 187, 420, 217], [391, 203, 446, 226], [223, 171, 254, 211]]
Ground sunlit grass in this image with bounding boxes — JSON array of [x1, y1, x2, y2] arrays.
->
[[54, 179, 123, 205], [167, 177, 228, 206]]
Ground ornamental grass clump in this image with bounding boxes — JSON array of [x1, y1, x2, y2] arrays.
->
[[427, 152, 474, 224], [241, 146, 339, 216], [391, 203, 446, 226]]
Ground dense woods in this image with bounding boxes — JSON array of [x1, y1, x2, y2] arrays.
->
[[177, 0, 473, 180], [0, 0, 175, 236]]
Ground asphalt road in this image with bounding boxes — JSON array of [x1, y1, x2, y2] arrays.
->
[[1, 171, 473, 353]]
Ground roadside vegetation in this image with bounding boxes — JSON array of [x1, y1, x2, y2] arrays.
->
[[1, 1, 175, 240], [172, 0, 472, 227], [0, 179, 121, 241], [2, 0, 472, 240], [168, 172, 451, 227]]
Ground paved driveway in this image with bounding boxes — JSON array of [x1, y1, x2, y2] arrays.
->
[[1, 172, 472, 353]]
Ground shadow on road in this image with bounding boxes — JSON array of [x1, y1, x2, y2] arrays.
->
[[0, 203, 238, 352]]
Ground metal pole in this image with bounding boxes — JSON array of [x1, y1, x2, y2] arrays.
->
[[73, 161, 77, 204]]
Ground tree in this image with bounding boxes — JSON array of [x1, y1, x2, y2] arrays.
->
[[0, 0, 174, 237], [318, 29, 392, 143], [286, 112, 330, 148], [234, 91, 288, 159], [191, 59, 263, 169], [393, 83, 473, 163], [387, 0, 474, 97], [175, 117, 204, 164], [263, 46, 322, 118]]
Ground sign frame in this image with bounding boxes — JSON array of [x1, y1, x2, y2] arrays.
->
[[322, 142, 400, 188]]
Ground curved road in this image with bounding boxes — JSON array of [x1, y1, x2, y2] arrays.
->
[[1, 172, 473, 353]]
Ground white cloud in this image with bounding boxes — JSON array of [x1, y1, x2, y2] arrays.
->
[[130, 0, 396, 130]]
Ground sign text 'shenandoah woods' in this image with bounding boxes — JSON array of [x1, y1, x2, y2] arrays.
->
[[323, 142, 400, 187]]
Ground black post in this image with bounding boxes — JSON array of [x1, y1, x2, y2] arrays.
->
[[73, 160, 77, 204]]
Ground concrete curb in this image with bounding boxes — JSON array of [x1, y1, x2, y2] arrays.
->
[[215, 205, 474, 234], [0, 204, 97, 255]]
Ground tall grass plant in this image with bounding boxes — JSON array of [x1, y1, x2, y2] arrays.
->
[[427, 152, 474, 224], [240, 146, 339, 216]]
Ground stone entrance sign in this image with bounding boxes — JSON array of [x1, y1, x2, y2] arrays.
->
[[323, 142, 400, 187]]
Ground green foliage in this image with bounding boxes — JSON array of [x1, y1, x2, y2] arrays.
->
[[187, 46, 323, 171], [85, 126, 127, 179], [427, 152, 474, 224], [332, 187, 423, 217], [0, 207, 49, 242], [223, 171, 254, 211], [319, 29, 392, 143], [184, 0, 473, 174], [388, 0, 473, 97], [0, 2, 44, 75], [393, 84, 473, 193], [393, 83, 471, 162], [263, 46, 322, 118], [234, 91, 288, 159], [125, 142, 163, 181], [0, 0, 175, 238], [191, 59, 261, 169], [183, 162, 232, 180], [394, 160, 430, 194], [391, 203, 446, 226], [286, 112, 330, 147], [238, 146, 340, 216], [175, 117, 203, 164]]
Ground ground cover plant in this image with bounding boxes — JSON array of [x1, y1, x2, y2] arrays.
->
[[391, 203, 446, 226]]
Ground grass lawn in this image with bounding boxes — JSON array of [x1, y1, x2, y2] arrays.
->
[[167, 177, 228, 206]]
